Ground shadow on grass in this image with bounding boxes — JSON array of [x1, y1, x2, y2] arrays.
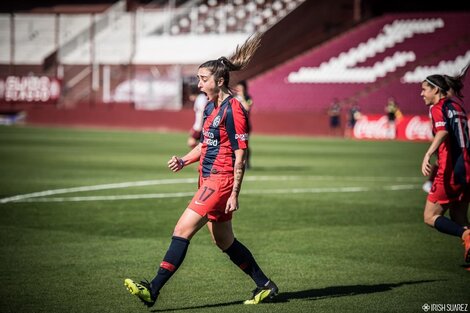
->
[[152, 280, 437, 312]]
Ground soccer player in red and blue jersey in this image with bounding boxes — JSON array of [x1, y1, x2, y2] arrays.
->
[[420, 68, 470, 264], [124, 34, 278, 308]]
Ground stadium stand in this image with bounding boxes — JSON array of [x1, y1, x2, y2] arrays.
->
[[249, 12, 470, 115], [0, 0, 469, 135], [155, 0, 306, 35]]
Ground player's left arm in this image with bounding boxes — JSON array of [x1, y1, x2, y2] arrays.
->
[[422, 130, 448, 176], [225, 148, 247, 213], [225, 100, 249, 213]]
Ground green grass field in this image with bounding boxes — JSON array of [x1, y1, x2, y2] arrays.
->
[[0, 126, 468, 313]]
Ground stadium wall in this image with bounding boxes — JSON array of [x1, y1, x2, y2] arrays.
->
[[0, 102, 335, 136], [2, 101, 455, 141]]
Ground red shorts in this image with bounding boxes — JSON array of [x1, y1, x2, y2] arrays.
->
[[188, 175, 234, 222], [427, 181, 470, 204]]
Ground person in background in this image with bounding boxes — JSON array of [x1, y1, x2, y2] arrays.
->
[[345, 100, 361, 138], [187, 85, 208, 149], [234, 80, 253, 169], [327, 98, 342, 136], [385, 97, 401, 139]]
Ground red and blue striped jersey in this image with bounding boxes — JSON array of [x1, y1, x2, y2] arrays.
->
[[199, 96, 249, 177], [430, 98, 470, 185]]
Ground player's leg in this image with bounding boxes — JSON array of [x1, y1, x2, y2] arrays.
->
[[125, 209, 208, 307], [424, 200, 466, 238], [150, 209, 208, 294], [450, 201, 470, 262], [449, 201, 470, 228], [207, 220, 278, 304]]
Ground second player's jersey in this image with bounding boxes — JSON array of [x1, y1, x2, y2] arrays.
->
[[199, 96, 249, 177], [430, 98, 470, 185]]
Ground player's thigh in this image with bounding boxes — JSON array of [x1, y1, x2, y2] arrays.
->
[[449, 201, 470, 227], [207, 220, 234, 250], [173, 208, 209, 240], [423, 200, 446, 224]]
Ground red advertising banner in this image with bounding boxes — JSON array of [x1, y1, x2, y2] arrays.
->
[[353, 114, 433, 141], [0, 76, 61, 104]]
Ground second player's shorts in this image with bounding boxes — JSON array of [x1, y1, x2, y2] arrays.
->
[[427, 180, 470, 204], [188, 175, 234, 222]]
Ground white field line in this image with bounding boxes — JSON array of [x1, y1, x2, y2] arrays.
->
[[0, 174, 423, 204], [0, 178, 198, 204]]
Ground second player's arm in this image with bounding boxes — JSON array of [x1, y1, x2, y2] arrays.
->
[[422, 130, 448, 176]]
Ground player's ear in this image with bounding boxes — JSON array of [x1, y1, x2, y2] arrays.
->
[[217, 77, 224, 87]]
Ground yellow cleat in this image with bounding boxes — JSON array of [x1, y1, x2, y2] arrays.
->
[[244, 280, 278, 305], [124, 278, 157, 307]]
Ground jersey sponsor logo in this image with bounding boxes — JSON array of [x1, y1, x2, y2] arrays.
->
[[212, 116, 221, 127], [203, 129, 214, 138], [435, 121, 446, 127], [235, 133, 249, 141], [203, 138, 218, 147]]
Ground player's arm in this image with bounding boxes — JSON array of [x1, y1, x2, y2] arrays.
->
[[225, 148, 247, 213], [422, 130, 448, 176], [168, 142, 202, 172]]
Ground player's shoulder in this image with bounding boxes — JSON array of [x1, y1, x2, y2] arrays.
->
[[227, 96, 246, 113], [430, 101, 445, 113]]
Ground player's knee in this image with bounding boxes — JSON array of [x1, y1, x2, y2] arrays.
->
[[172, 225, 191, 240], [423, 212, 437, 227], [211, 238, 225, 250], [211, 237, 231, 251]]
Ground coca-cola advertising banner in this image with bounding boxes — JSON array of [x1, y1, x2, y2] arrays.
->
[[353, 114, 435, 141], [0, 76, 61, 104]]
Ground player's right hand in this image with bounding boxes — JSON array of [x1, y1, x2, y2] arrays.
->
[[168, 156, 184, 172], [421, 154, 432, 176]]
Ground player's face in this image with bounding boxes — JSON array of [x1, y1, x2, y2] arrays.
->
[[420, 82, 438, 106], [197, 68, 218, 100]]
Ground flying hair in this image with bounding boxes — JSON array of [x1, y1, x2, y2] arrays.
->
[[199, 33, 263, 88], [424, 61, 469, 100], [226, 33, 262, 71], [443, 62, 469, 99]]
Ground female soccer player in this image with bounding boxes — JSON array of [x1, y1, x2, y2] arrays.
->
[[124, 34, 278, 308], [420, 65, 470, 264]]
